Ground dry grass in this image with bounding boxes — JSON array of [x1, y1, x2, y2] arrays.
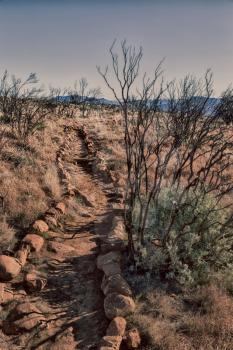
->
[[43, 164, 62, 200], [0, 214, 16, 252], [129, 283, 233, 350], [0, 116, 65, 228]]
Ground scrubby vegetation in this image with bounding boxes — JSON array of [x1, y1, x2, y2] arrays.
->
[[98, 41, 233, 348], [0, 42, 232, 349]]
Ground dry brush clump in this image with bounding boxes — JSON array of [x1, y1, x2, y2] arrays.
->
[[0, 70, 55, 144]]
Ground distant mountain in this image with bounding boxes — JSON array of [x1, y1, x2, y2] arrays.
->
[[52, 95, 221, 114]]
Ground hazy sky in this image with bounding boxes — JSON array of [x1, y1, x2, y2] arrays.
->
[[0, 0, 232, 98]]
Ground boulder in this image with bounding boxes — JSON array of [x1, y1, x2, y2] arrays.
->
[[3, 302, 45, 335], [102, 274, 132, 297], [23, 234, 45, 253], [48, 241, 75, 254], [46, 207, 59, 218], [97, 251, 121, 277], [106, 317, 126, 337], [55, 202, 66, 214], [44, 215, 58, 228], [33, 220, 49, 233], [0, 255, 21, 281], [104, 293, 135, 320], [101, 217, 127, 253], [0, 283, 14, 304], [102, 262, 121, 277], [99, 335, 122, 350], [24, 272, 47, 293], [124, 328, 141, 349]]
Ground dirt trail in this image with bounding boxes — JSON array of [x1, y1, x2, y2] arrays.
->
[[8, 126, 118, 350]]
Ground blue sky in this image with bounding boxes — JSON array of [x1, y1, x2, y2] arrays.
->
[[0, 0, 232, 97]]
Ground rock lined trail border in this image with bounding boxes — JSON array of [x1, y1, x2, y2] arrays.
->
[[0, 121, 137, 349]]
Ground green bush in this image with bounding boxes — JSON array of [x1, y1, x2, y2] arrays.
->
[[133, 188, 233, 286]]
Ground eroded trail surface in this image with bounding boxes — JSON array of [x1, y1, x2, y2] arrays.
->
[[2, 127, 118, 350], [38, 129, 117, 349]]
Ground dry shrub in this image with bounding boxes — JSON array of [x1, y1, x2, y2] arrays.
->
[[43, 164, 62, 200], [0, 214, 15, 252], [130, 285, 233, 350], [181, 285, 233, 349]]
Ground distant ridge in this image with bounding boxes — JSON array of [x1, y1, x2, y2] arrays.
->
[[54, 95, 221, 113]]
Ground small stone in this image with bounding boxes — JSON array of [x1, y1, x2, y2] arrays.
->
[[55, 202, 66, 214], [46, 207, 59, 218], [97, 251, 121, 277], [44, 215, 58, 228], [23, 234, 45, 253], [24, 272, 47, 293], [48, 241, 75, 254], [104, 293, 135, 320], [0, 255, 21, 281], [0, 283, 14, 304], [33, 220, 49, 233], [124, 328, 141, 349], [102, 274, 132, 296], [100, 335, 122, 350], [15, 246, 30, 267], [107, 317, 126, 337]]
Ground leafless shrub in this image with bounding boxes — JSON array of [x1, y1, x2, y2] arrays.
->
[[98, 41, 233, 282], [0, 70, 53, 143], [49, 78, 101, 118]]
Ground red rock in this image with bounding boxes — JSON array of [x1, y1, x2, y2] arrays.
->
[[97, 251, 121, 277], [15, 246, 30, 267], [100, 335, 122, 350], [46, 207, 59, 218], [33, 220, 49, 233], [107, 317, 126, 337], [55, 202, 66, 214], [0, 283, 13, 304], [44, 215, 58, 228], [23, 234, 44, 253], [101, 274, 132, 297], [100, 217, 127, 253], [48, 241, 75, 254], [24, 272, 47, 293], [104, 293, 136, 320], [0, 255, 21, 281]]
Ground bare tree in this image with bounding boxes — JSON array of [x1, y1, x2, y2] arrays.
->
[[98, 41, 233, 278], [98, 40, 163, 257]]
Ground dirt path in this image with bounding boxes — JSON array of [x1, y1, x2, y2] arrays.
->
[[9, 127, 118, 350]]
